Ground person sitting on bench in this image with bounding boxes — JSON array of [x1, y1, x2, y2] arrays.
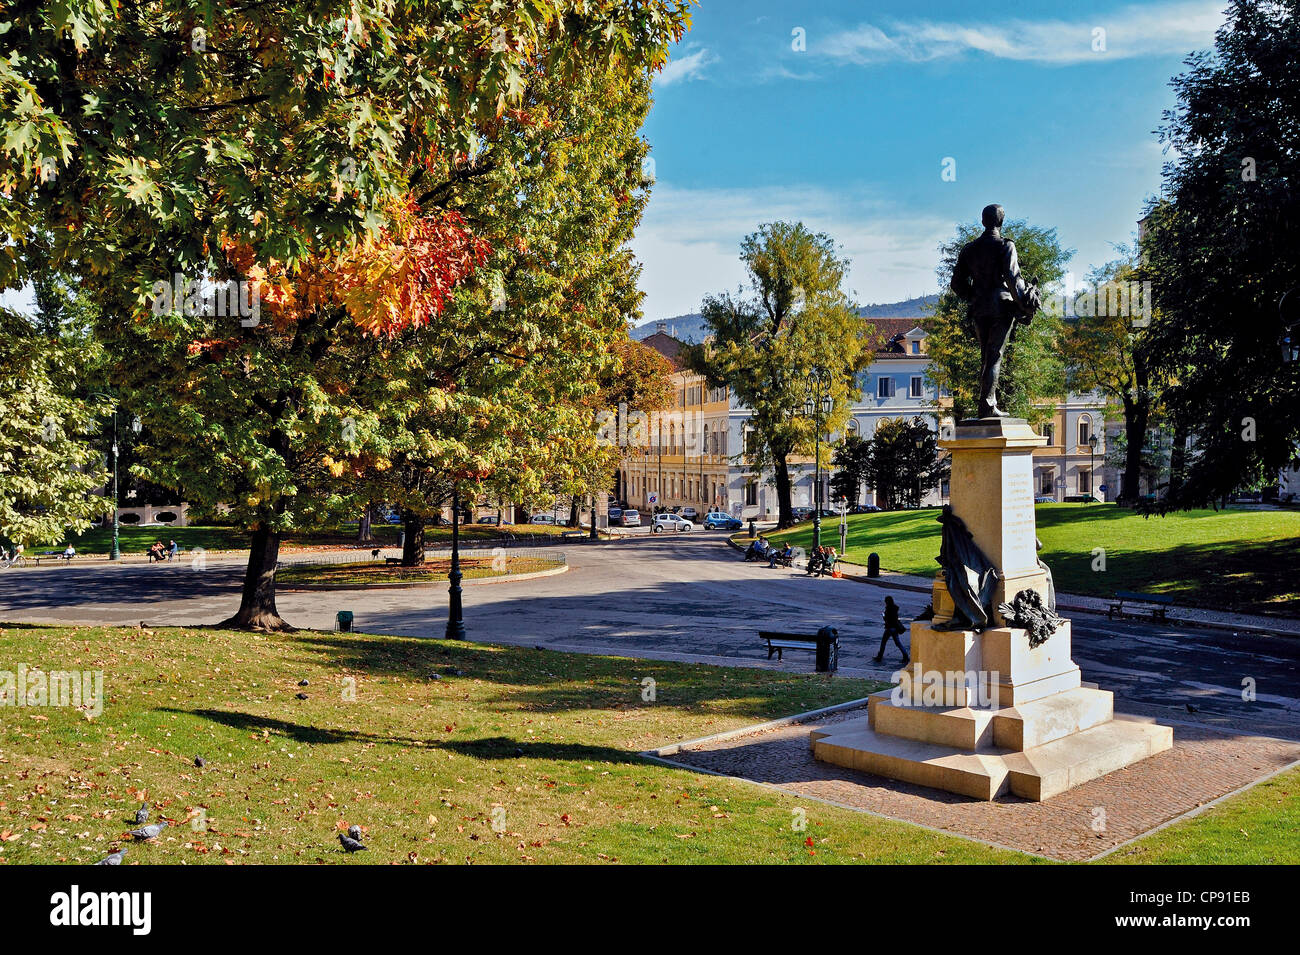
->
[[62, 544, 76, 561], [147, 540, 167, 563], [768, 542, 792, 568], [805, 545, 825, 576]]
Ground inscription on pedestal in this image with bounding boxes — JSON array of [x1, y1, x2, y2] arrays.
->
[[1000, 455, 1037, 575]]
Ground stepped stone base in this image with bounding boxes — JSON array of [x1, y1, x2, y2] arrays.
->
[[811, 710, 1172, 801]]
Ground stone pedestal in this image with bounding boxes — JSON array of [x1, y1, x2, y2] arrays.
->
[[811, 417, 1171, 801]]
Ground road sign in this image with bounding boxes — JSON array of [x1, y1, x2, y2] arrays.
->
[[1099, 484, 1109, 493], [647, 492, 658, 504]]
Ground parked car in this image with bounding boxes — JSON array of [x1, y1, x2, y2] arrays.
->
[[849, 504, 882, 514], [477, 515, 501, 524], [790, 507, 814, 522], [529, 513, 556, 524], [1034, 496, 1056, 504], [652, 513, 693, 533], [620, 509, 641, 527], [608, 506, 623, 524], [703, 511, 742, 530], [679, 506, 698, 520]]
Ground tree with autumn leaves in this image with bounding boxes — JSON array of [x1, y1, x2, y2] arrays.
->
[[3, 1, 691, 628]]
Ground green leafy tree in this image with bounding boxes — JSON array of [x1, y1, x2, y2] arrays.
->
[[830, 433, 870, 505], [4, 2, 689, 628], [925, 218, 1071, 425], [1141, 0, 1300, 508], [685, 222, 879, 527], [861, 417, 947, 510], [0, 309, 109, 549], [1063, 249, 1161, 505]]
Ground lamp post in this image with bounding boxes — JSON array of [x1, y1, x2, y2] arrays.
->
[[1088, 433, 1099, 500], [445, 483, 466, 639], [803, 370, 832, 549], [914, 430, 925, 508]]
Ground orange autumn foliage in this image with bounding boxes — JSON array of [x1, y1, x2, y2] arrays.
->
[[206, 199, 490, 348]]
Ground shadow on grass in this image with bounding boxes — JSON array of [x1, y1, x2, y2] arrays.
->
[[277, 631, 859, 722], [164, 708, 646, 764]]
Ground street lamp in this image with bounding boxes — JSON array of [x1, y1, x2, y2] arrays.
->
[[445, 483, 466, 639], [914, 431, 925, 508], [803, 370, 833, 548], [1088, 433, 1099, 501]]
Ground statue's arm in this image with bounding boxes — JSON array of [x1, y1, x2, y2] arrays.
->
[[1005, 241, 1041, 316]]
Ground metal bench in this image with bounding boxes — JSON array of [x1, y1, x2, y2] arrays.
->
[[758, 628, 839, 672], [1108, 590, 1175, 622]]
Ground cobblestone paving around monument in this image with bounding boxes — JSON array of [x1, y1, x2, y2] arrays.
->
[[661, 709, 1300, 861]]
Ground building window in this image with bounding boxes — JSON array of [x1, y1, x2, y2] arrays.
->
[[909, 376, 924, 398], [1040, 469, 1054, 495], [877, 377, 896, 398], [745, 480, 758, 506], [1043, 423, 1055, 445], [910, 340, 920, 354], [846, 418, 859, 436], [1078, 415, 1091, 447], [1079, 469, 1092, 494]]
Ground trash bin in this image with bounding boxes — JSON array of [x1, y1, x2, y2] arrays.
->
[[748, 519, 756, 539], [814, 625, 839, 673], [337, 610, 354, 632], [867, 552, 880, 578]]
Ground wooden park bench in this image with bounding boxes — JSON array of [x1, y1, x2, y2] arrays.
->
[[560, 530, 586, 539], [1108, 591, 1175, 623], [758, 628, 839, 673]]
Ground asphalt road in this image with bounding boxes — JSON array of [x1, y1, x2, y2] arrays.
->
[[3, 532, 1298, 739]]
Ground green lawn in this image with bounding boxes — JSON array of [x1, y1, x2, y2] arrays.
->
[[60, 522, 582, 557], [760, 505, 1300, 618], [1, 624, 1293, 865]]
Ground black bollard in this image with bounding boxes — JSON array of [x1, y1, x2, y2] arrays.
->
[[867, 552, 880, 578]]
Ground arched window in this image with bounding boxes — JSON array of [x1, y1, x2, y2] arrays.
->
[[669, 422, 676, 450], [702, 424, 710, 456], [1077, 414, 1092, 447], [846, 418, 860, 437]]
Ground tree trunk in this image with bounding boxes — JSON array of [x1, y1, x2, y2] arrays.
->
[[773, 452, 794, 527], [219, 525, 291, 631], [1168, 417, 1189, 501], [568, 499, 580, 527], [355, 503, 374, 544], [1120, 394, 1149, 506], [401, 510, 426, 566]]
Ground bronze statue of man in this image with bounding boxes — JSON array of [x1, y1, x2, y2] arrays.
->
[[949, 204, 1041, 419]]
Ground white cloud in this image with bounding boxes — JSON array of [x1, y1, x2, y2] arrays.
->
[[823, 1, 1224, 66], [631, 184, 950, 322], [657, 46, 717, 86]]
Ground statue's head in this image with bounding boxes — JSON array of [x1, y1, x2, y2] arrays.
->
[[981, 204, 1005, 229]]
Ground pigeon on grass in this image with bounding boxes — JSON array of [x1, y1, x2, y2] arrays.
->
[[129, 821, 169, 841], [338, 832, 368, 853]]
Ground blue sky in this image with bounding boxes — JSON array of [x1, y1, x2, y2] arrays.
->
[[632, 0, 1227, 321]]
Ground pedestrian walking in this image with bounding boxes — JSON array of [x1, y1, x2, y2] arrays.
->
[[874, 595, 909, 665]]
